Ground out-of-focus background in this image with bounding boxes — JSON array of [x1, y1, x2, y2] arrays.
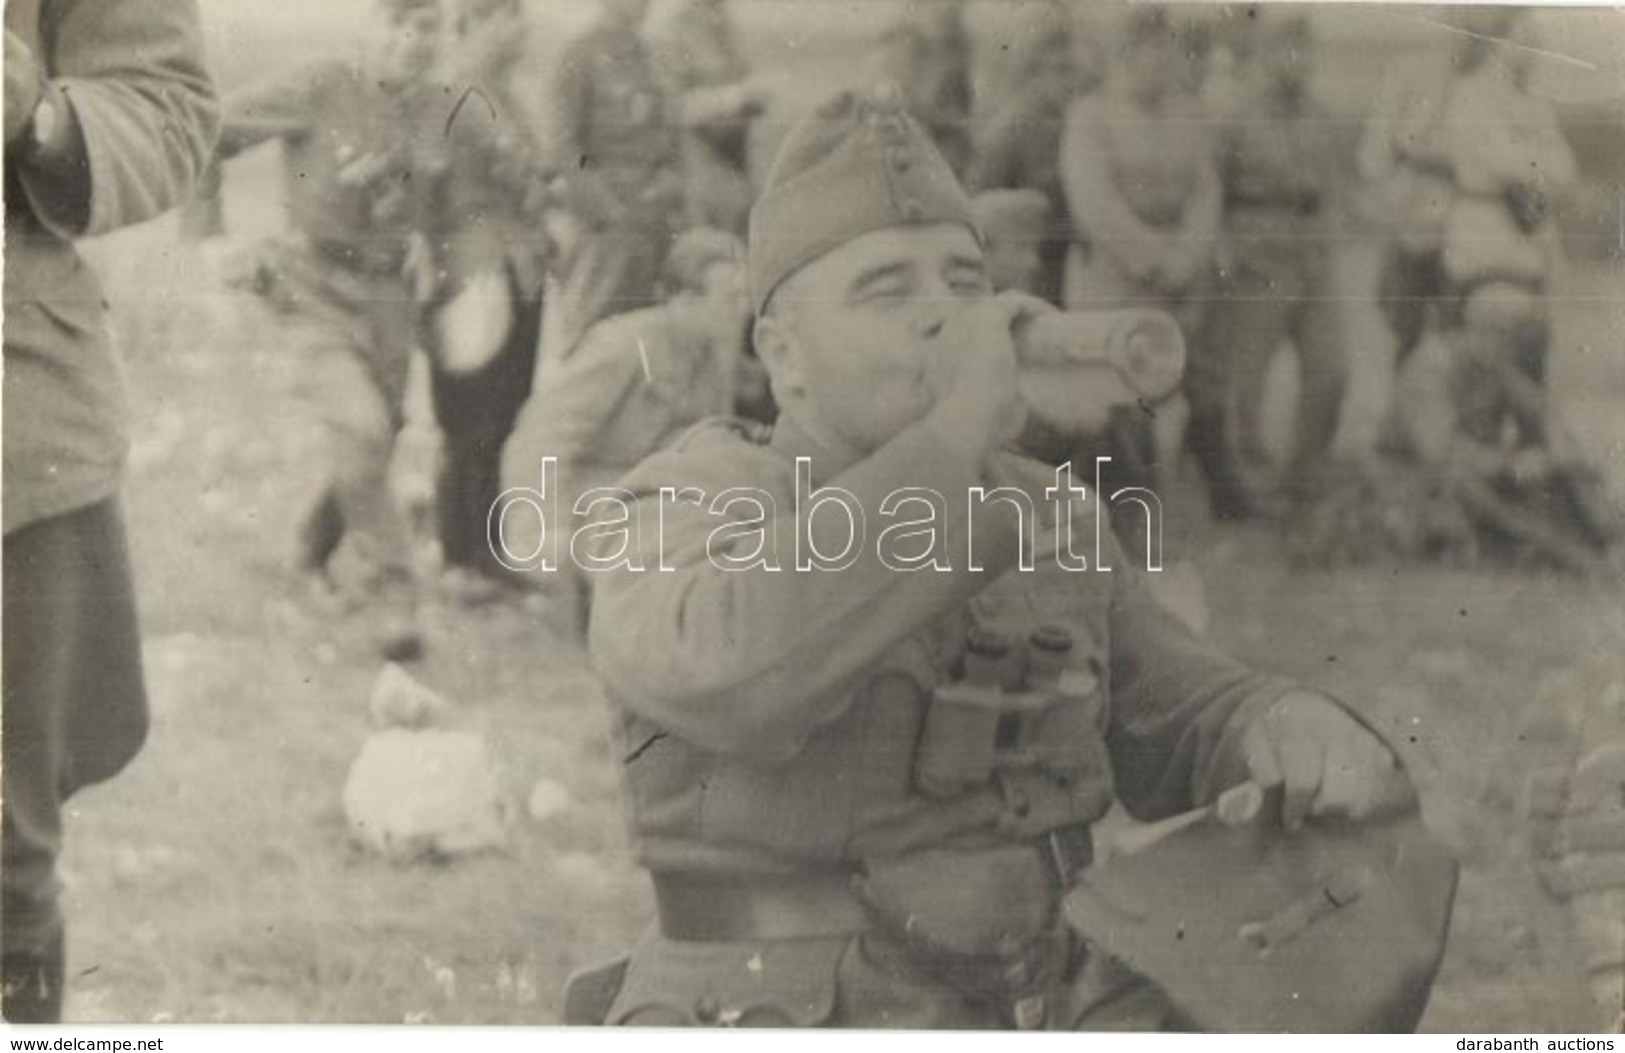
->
[[56, 0, 1625, 1028]]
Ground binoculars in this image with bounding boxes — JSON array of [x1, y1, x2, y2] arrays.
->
[[915, 624, 1106, 800]]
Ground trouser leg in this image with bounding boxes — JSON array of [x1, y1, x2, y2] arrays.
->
[[307, 348, 422, 657], [3, 501, 148, 1023], [1282, 284, 1350, 500], [1098, 408, 1162, 563], [1378, 246, 1443, 366], [293, 485, 345, 574], [1192, 274, 1285, 518], [429, 271, 544, 573]]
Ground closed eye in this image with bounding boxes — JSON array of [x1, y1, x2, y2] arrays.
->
[[848, 262, 917, 305]]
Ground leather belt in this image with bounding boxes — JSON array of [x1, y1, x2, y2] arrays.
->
[[651, 825, 1095, 943], [652, 870, 871, 942]]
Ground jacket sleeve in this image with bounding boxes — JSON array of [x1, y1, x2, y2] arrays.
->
[[1103, 535, 1298, 821], [587, 420, 1022, 761], [531, 325, 645, 473], [215, 61, 333, 160], [20, 0, 218, 238]]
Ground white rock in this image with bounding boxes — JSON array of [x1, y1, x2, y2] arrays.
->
[[368, 663, 452, 730], [342, 729, 508, 862]]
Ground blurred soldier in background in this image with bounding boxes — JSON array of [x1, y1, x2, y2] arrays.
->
[[649, 0, 771, 234], [1422, 13, 1620, 569], [971, 189, 1050, 298], [214, 0, 455, 660], [499, 228, 749, 634], [543, 0, 683, 361], [1436, 10, 1575, 396], [1302, 10, 1620, 575], [1059, 6, 1222, 539], [1357, 7, 1518, 371], [423, 0, 552, 600], [3, 0, 217, 1022], [1202, 11, 1345, 514], [869, 1, 974, 179], [969, 25, 1092, 305]]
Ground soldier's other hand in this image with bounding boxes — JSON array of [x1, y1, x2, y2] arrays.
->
[[5, 31, 43, 147], [1239, 691, 1401, 833], [927, 292, 1031, 465]]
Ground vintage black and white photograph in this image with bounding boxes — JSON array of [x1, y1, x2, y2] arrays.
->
[[2, 0, 1623, 1036]]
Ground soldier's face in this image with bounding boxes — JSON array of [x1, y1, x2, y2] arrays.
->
[[756, 223, 992, 456]]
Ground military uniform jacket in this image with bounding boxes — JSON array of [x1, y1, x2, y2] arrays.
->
[[502, 305, 738, 512], [547, 21, 680, 229], [588, 408, 1297, 877], [1215, 94, 1338, 286], [3, 0, 218, 535]]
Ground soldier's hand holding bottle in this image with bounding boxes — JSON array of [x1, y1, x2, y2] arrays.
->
[[926, 291, 1053, 468], [1238, 690, 1409, 833]]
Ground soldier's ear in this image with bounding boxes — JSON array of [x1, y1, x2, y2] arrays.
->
[[753, 310, 805, 399]]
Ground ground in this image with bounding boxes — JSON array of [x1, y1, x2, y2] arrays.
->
[[39, 0, 1625, 1031]]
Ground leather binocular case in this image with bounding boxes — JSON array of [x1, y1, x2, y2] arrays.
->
[[1014, 309, 1187, 435], [1063, 782, 1459, 1032], [915, 625, 1104, 800]]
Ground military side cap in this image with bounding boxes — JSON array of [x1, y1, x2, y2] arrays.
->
[[747, 86, 978, 315], [971, 188, 1051, 245], [1063, 785, 1459, 1032]]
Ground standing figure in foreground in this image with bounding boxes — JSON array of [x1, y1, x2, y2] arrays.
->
[[215, 0, 456, 659], [1201, 12, 1346, 513], [1059, 7, 1224, 539], [649, 0, 771, 235], [576, 87, 1416, 1030], [423, 0, 552, 599], [543, 0, 683, 361], [3, 0, 218, 1022]]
